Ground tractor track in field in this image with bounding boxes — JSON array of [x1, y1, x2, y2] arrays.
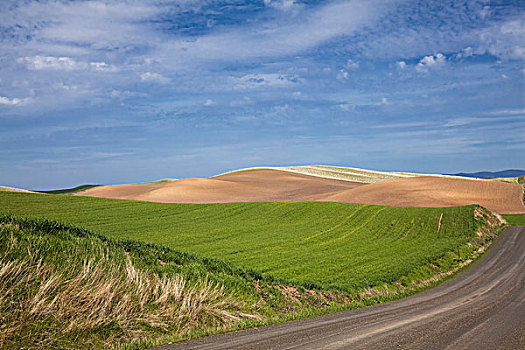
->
[[153, 225, 524, 350]]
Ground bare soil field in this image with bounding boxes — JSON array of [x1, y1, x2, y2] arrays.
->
[[323, 176, 525, 214], [76, 170, 525, 214], [77, 169, 363, 203]]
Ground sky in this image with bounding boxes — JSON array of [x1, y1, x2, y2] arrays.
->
[[1, 0, 524, 190]]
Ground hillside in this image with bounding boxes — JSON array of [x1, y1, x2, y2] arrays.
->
[[77, 169, 363, 203], [72, 168, 525, 214], [0, 192, 505, 290], [323, 175, 525, 214], [0, 186, 35, 193]]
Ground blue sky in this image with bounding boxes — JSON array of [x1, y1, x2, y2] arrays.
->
[[1, 0, 524, 190]]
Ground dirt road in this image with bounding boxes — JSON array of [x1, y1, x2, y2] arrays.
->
[[153, 226, 524, 350]]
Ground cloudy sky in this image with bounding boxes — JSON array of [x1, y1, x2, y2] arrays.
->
[[1, 0, 524, 189]]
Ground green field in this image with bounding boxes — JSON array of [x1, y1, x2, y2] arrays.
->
[[0, 192, 494, 291], [502, 214, 525, 226]]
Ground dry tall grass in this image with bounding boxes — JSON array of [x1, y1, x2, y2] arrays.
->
[[0, 227, 258, 349]]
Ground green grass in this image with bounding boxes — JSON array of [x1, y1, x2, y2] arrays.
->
[[0, 215, 288, 349], [502, 214, 525, 226], [37, 184, 101, 194], [0, 192, 491, 291]]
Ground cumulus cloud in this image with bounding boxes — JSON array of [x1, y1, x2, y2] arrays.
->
[[396, 61, 406, 69], [235, 73, 301, 89], [337, 69, 350, 81], [345, 59, 360, 70], [17, 56, 84, 70], [416, 53, 446, 73], [0, 96, 30, 106], [140, 72, 170, 84], [18, 56, 120, 73], [455, 46, 474, 59], [90, 62, 119, 72], [204, 99, 215, 106]]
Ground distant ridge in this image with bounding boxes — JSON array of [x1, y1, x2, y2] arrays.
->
[[450, 170, 525, 179], [37, 184, 101, 195]]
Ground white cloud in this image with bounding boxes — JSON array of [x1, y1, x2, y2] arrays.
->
[[163, 0, 390, 62], [110, 90, 145, 99], [264, 0, 303, 12], [18, 56, 119, 73], [140, 72, 170, 84], [90, 62, 119, 72], [444, 112, 525, 127], [455, 46, 474, 59], [230, 97, 253, 107], [487, 109, 525, 116], [17, 56, 85, 70], [345, 59, 359, 70], [273, 104, 290, 113], [204, 99, 215, 106], [0, 96, 30, 106], [416, 53, 446, 73], [474, 18, 525, 60], [235, 73, 301, 89], [338, 104, 353, 111], [396, 61, 406, 69], [337, 69, 350, 81], [11, 1, 161, 50]]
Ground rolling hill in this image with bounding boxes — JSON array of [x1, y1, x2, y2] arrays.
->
[[323, 175, 525, 214], [73, 167, 525, 214]]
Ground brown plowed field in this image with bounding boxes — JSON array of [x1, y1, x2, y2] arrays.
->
[[322, 176, 525, 214], [77, 170, 525, 214], [77, 169, 363, 203]]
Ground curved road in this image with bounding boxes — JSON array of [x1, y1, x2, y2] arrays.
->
[[155, 226, 524, 350]]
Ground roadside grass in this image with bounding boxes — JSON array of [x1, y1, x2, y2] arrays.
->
[[502, 214, 525, 226], [0, 215, 305, 349], [0, 192, 502, 291]]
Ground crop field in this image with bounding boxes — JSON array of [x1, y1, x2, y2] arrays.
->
[[1, 191, 487, 291], [502, 214, 525, 226], [225, 165, 459, 184]]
